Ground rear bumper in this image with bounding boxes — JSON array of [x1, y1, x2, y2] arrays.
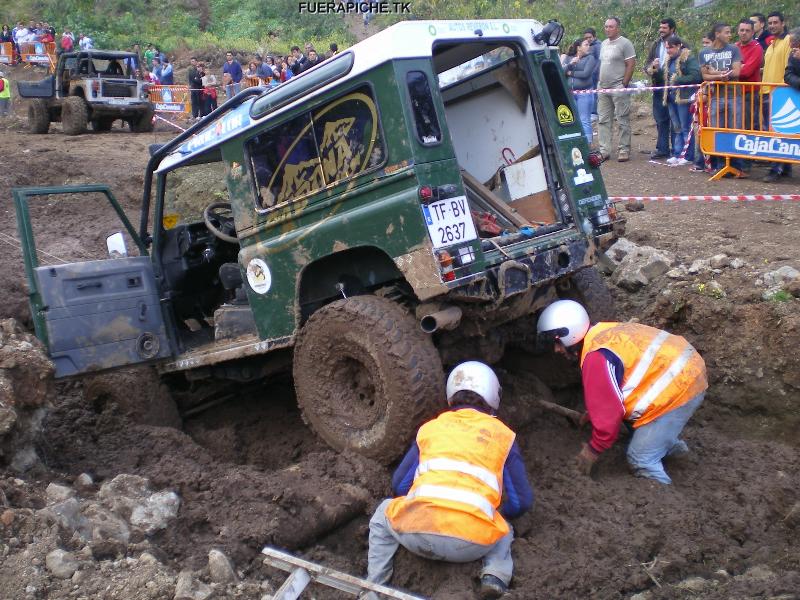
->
[[90, 102, 150, 116], [449, 236, 595, 303]]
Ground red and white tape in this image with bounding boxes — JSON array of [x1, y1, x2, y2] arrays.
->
[[610, 195, 800, 202], [574, 83, 701, 95], [153, 114, 186, 132]]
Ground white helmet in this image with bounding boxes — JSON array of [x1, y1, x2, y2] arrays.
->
[[537, 300, 590, 348], [446, 361, 501, 410]]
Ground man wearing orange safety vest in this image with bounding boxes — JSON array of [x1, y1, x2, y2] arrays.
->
[[537, 300, 707, 485], [364, 361, 533, 600]]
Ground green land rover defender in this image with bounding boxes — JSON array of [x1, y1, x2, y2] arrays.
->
[[14, 19, 621, 461]]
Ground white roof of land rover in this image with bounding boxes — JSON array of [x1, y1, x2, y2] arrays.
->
[[157, 19, 548, 172]]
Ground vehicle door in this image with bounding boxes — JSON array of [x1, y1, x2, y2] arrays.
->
[[12, 185, 172, 378]]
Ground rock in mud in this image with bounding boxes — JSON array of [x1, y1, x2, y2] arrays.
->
[[606, 237, 640, 264], [611, 246, 675, 291], [45, 549, 80, 579], [130, 491, 181, 535], [208, 548, 238, 583], [46, 483, 76, 503], [174, 570, 213, 600]]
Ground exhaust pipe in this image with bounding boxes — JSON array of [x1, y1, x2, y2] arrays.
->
[[420, 306, 462, 334]]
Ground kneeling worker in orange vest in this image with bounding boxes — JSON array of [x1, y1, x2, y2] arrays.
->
[[364, 361, 533, 599], [537, 300, 707, 485]]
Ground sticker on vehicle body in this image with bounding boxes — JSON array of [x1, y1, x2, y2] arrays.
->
[[246, 258, 272, 294], [573, 169, 594, 185], [571, 148, 584, 166], [557, 104, 574, 125]]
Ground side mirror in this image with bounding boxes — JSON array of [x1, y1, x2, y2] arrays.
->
[[106, 232, 129, 258]]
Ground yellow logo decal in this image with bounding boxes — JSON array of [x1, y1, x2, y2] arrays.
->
[[557, 104, 574, 125], [162, 213, 179, 230]]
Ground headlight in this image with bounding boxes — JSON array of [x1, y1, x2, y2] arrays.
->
[[534, 20, 564, 47]]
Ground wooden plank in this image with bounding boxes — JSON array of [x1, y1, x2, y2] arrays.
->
[[460, 170, 530, 229], [262, 546, 426, 599]]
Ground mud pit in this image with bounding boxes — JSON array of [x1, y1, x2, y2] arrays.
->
[[1, 81, 799, 598]]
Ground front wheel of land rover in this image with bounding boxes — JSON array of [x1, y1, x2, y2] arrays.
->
[[293, 295, 444, 464], [565, 267, 616, 322]]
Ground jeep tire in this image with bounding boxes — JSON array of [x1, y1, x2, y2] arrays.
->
[[29, 99, 50, 134], [293, 295, 444, 463], [567, 267, 616, 322], [129, 106, 155, 133], [61, 96, 88, 135]]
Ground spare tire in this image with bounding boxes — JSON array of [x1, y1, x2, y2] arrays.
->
[[29, 99, 50, 134], [61, 96, 88, 135], [130, 105, 155, 133], [293, 295, 444, 463]]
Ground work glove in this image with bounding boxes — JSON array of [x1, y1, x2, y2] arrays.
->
[[575, 443, 599, 476]]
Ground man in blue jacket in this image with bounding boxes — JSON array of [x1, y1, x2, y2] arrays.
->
[[365, 361, 533, 599], [223, 51, 243, 99]]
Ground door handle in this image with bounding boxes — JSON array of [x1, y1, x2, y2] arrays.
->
[[139, 302, 147, 321], [76, 281, 102, 290]]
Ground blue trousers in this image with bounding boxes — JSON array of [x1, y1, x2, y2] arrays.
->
[[668, 100, 694, 162], [627, 392, 704, 485], [575, 92, 594, 145], [652, 90, 671, 155]]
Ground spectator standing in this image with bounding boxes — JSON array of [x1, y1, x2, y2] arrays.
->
[[564, 38, 598, 145], [762, 12, 793, 183], [125, 44, 141, 73], [597, 17, 636, 162], [60, 28, 74, 54], [152, 58, 163, 82], [144, 44, 156, 69], [784, 29, 800, 89], [644, 18, 676, 159], [662, 35, 701, 166], [160, 57, 174, 85], [188, 57, 203, 120], [700, 22, 744, 175], [200, 64, 218, 116], [0, 70, 11, 117], [1, 25, 13, 54], [328, 42, 339, 58], [222, 51, 243, 98], [78, 33, 93, 50], [750, 13, 770, 50], [560, 39, 579, 69], [291, 46, 306, 73], [280, 57, 294, 82], [736, 19, 764, 133], [691, 33, 714, 173], [304, 49, 322, 70], [583, 27, 602, 115]]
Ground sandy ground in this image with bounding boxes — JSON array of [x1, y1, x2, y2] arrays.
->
[[0, 63, 798, 599]]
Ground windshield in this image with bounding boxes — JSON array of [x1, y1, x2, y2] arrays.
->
[[438, 46, 515, 88]]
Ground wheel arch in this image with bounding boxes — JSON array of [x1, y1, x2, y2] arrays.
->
[[295, 245, 408, 327]]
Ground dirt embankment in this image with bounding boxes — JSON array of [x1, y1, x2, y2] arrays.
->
[[0, 69, 798, 599]]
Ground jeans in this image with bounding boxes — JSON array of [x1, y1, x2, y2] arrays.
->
[[0, 98, 9, 116], [667, 100, 694, 162], [575, 92, 594, 145], [627, 392, 704, 485], [597, 87, 631, 156], [366, 499, 514, 587], [224, 82, 240, 99], [709, 94, 744, 171], [652, 90, 671, 155]]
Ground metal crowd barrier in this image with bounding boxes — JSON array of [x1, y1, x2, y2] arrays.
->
[[18, 41, 56, 71], [0, 42, 13, 65], [698, 81, 800, 179]]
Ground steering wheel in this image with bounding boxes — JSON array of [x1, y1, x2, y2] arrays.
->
[[203, 202, 238, 244]]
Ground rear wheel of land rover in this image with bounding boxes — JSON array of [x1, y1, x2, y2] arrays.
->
[[28, 99, 50, 134], [61, 96, 88, 135], [565, 267, 616, 322], [293, 295, 444, 464]]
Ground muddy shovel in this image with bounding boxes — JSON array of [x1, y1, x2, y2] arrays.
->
[[537, 399, 586, 428]]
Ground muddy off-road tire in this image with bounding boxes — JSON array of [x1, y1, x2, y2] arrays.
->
[[91, 117, 114, 132], [83, 366, 182, 428], [28, 99, 51, 134], [129, 106, 155, 133], [293, 295, 444, 463], [61, 96, 88, 135], [565, 267, 616, 322]]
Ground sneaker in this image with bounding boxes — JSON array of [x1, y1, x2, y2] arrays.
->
[[689, 165, 705, 172], [480, 575, 508, 599], [666, 157, 679, 165], [763, 171, 780, 183], [650, 152, 669, 159], [673, 158, 692, 166], [617, 151, 630, 162]]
